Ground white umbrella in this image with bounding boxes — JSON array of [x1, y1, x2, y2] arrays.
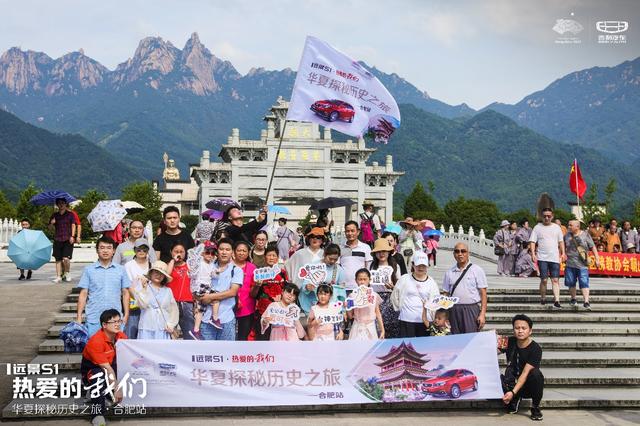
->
[[87, 200, 127, 232]]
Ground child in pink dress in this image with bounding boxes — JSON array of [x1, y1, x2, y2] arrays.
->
[[307, 284, 344, 341], [347, 269, 385, 340], [261, 283, 306, 341]]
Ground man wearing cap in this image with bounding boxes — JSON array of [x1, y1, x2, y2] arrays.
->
[[494, 220, 516, 276], [77, 236, 131, 337], [113, 219, 157, 265], [442, 242, 488, 334], [360, 200, 382, 246], [339, 221, 373, 292], [529, 208, 566, 309], [49, 197, 77, 283]]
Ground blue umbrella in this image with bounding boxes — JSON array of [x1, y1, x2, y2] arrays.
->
[[8, 229, 52, 270], [59, 322, 89, 353], [267, 205, 291, 215], [423, 229, 445, 238], [30, 190, 76, 206], [384, 221, 402, 235]]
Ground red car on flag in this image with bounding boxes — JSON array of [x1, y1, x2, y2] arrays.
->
[[421, 369, 478, 398], [310, 99, 355, 123]]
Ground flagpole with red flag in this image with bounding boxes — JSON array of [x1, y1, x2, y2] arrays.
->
[[569, 159, 587, 218]]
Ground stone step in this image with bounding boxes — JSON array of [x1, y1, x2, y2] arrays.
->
[[3, 386, 640, 419], [487, 288, 640, 295], [487, 324, 640, 336], [541, 367, 640, 386], [485, 313, 640, 323], [487, 303, 640, 312], [488, 295, 640, 303], [54, 313, 84, 324], [534, 336, 640, 351]]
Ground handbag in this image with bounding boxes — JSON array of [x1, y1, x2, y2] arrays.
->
[[570, 232, 589, 265], [494, 230, 506, 256]]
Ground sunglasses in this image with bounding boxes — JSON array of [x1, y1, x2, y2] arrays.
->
[[453, 249, 468, 254]]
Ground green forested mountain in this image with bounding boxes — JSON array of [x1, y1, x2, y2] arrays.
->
[[0, 109, 143, 196], [372, 105, 640, 211]]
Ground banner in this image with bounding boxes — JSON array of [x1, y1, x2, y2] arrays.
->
[[560, 251, 640, 277], [117, 331, 502, 407], [287, 36, 401, 144]]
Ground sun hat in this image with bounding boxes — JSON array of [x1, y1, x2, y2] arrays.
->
[[371, 238, 394, 253], [500, 220, 510, 227], [145, 260, 173, 283]]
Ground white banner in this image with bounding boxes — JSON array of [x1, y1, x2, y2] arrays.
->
[[287, 36, 401, 144], [117, 332, 502, 407]]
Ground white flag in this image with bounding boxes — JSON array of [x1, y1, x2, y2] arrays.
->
[[287, 36, 401, 144]]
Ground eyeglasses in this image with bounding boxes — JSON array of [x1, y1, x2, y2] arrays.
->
[[543, 215, 553, 218], [130, 226, 144, 230], [105, 320, 122, 325], [453, 249, 468, 254]]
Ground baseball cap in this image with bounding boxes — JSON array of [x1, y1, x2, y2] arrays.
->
[[412, 251, 429, 267], [134, 239, 150, 249]]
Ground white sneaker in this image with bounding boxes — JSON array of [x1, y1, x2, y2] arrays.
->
[[92, 415, 107, 426], [63, 275, 72, 282], [52, 277, 62, 283]]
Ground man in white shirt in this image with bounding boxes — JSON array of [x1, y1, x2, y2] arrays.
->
[[339, 220, 373, 291], [529, 208, 566, 309]]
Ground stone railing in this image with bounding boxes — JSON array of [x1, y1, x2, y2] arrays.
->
[[438, 224, 498, 263], [0, 218, 21, 247]]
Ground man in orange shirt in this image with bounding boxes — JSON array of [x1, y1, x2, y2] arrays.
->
[[603, 219, 621, 253], [80, 309, 126, 426]]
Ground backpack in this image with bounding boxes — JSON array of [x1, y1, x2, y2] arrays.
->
[[359, 213, 376, 244]]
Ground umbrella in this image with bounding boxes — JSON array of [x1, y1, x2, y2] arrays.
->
[[59, 322, 89, 353], [87, 200, 127, 232], [384, 221, 402, 235], [309, 197, 355, 210], [121, 200, 145, 214], [205, 198, 241, 211], [30, 190, 76, 206], [267, 205, 291, 215], [8, 229, 52, 270], [423, 229, 444, 238], [202, 209, 224, 220]]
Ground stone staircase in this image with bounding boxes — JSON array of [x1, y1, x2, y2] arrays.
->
[[4, 286, 640, 419]]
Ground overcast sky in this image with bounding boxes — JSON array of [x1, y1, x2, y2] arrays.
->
[[1, 0, 638, 109]]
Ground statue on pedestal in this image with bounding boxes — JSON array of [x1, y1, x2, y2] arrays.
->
[[162, 153, 180, 181]]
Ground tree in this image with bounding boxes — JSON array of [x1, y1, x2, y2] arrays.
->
[[74, 189, 108, 240], [604, 178, 617, 218], [504, 208, 535, 227], [581, 183, 606, 225], [403, 182, 440, 219], [443, 197, 502, 237], [553, 208, 576, 225], [121, 181, 163, 229], [633, 199, 640, 227], [0, 190, 16, 219]]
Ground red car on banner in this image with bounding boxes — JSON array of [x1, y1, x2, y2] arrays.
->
[[310, 99, 355, 122], [422, 369, 478, 398]]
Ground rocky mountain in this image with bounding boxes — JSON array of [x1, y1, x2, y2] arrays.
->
[[486, 57, 640, 163], [0, 109, 143, 195], [372, 105, 640, 211], [0, 33, 475, 177]]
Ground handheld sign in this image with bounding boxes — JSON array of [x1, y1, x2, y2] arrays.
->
[[345, 285, 375, 311], [313, 301, 344, 324], [424, 295, 459, 312], [298, 263, 328, 287], [254, 265, 281, 282], [261, 303, 301, 334], [370, 266, 393, 292]]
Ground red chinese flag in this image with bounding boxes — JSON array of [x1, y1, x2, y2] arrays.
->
[[569, 159, 587, 199]]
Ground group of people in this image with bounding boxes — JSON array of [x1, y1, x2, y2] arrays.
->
[[76, 203, 549, 424]]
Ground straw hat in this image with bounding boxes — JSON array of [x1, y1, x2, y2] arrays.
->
[[145, 260, 173, 283], [371, 238, 394, 253], [362, 200, 375, 207], [399, 217, 419, 227]]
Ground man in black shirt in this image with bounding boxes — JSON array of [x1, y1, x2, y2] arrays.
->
[[153, 206, 195, 263], [500, 314, 544, 421]]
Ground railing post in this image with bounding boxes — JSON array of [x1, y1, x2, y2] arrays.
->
[[479, 229, 485, 240]]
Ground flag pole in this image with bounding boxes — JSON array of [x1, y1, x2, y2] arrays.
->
[[265, 120, 288, 206], [574, 158, 581, 218]]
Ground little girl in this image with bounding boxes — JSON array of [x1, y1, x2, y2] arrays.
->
[[307, 284, 344, 341], [261, 283, 306, 341], [299, 244, 346, 314], [131, 260, 179, 340], [189, 242, 222, 340], [347, 269, 385, 340]]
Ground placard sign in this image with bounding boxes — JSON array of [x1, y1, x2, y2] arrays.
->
[[424, 295, 459, 312], [261, 303, 301, 334], [370, 266, 393, 292], [254, 265, 282, 282], [314, 301, 344, 324], [345, 285, 375, 311], [298, 263, 328, 286]]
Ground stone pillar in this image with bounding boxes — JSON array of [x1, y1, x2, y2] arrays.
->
[[384, 186, 393, 224], [201, 150, 210, 168], [267, 121, 275, 139], [231, 128, 240, 144], [386, 155, 393, 172]]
